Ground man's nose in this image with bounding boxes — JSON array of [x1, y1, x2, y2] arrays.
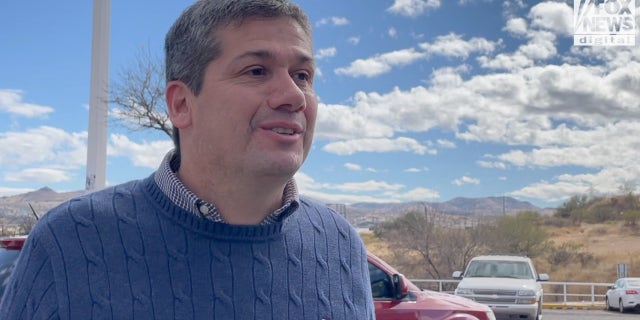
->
[[266, 71, 306, 112]]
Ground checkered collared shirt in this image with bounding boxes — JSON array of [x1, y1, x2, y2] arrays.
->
[[153, 150, 299, 225]]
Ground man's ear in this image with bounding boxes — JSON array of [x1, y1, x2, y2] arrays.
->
[[166, 81, 192, 129]]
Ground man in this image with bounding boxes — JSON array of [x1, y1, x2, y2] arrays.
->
[[0, 0, 375, 319]]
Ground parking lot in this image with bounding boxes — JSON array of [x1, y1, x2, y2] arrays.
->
[[544, 309, 640, 320]]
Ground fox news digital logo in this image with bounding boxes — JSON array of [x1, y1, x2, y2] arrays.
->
[[574, 0, 636, 46]]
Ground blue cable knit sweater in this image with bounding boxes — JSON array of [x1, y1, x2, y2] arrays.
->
[[0, 175, 374, 319]]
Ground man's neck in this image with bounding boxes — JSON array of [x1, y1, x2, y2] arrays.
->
[[177, 163, 288, 225]]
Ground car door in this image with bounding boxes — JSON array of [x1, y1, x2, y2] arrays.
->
[[612, 279, 623, 306]]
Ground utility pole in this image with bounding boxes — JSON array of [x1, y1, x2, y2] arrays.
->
[[327, 203, 347, 219], [503, 195, 506, 215], [85, 0, 111, 191]]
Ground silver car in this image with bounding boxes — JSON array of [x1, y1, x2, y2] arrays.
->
[[453, 255, 549, 320]]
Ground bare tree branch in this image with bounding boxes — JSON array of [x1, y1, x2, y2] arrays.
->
[[109, 48, 173, 139]]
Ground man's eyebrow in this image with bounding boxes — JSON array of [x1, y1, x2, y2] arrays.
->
[[232, 49, 315, 67]]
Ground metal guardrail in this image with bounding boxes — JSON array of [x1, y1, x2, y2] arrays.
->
[[409, 279, 612, 304], [541, 281, 610, 304]]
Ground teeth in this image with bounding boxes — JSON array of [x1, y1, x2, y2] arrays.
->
[[272, 127, 294, 135]]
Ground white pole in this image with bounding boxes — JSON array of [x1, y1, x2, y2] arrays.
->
[[85, 0, 110, 191]]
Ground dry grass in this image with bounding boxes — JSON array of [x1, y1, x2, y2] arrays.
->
[[542, 221, 640, 283]]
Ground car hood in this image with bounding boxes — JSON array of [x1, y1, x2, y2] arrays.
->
[[412, 289, 492, 311], [458, 277, 539, 291]]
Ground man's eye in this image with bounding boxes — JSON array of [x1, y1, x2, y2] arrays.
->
[[247, 67, 265, 76], [294, 71, 311, 83]]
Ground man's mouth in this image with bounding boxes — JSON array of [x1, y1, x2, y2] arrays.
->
[[271, 127, 295, 135]]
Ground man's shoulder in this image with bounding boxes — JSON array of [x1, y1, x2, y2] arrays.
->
[[298, 195, 336, 213], [297, 195, 352, 225], [42, 178, 149, 220]]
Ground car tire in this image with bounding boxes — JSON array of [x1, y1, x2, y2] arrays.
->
[[535, 302, 542, 320], [606, 297, 615, 311], [619, 299, 625, 313]]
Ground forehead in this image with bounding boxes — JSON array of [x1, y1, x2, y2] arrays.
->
[[218, 16, 311, 46], [215, 16, 314, 62]]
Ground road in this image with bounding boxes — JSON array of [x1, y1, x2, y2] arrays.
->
[[542, 309, 640, 320]]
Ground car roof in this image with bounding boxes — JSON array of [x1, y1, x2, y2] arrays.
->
[[0, 235, 28, 250], [469, 255, 531, 262], [367, 251, 399, 274]]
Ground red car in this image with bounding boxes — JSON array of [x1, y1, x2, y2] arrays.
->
[[368, 252, 496, 320], [0, 235, 26, 297]]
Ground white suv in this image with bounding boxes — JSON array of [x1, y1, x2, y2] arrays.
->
[[452, 255, 549, 320]]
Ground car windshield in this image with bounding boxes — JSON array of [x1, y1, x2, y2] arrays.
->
[[465, 260, 533, 279], [0, 248, 21, 297]]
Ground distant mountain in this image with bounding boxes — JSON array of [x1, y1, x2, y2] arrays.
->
[[0, 187, 85, 217], [432, 196, 543, 216], [347, 196, 547, 218]]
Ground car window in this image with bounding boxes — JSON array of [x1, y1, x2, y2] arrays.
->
[[615, 279, 623, 288], [368, 262, 393, 299], [465, 260, 533, 279]]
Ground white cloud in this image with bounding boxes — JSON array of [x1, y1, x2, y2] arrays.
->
[[108, 134, 172, 168], [331, 17, 349, 25], [335, 180, 405, 193], [315, 103, 394, 140], [429, 66, 469, 87], [388, 27, 398, 38], [0, 186, 36, 197], [325, 61, 640, 151], [504, 17, 528, 36], [404, 166, 429, 172], [0, 89, 54, 117], [395, 187, 440, 201], [437, 139, 456, 148], [0, 126, 86, 167], [315, 47, 337, 60], [335, 34, 498, 78], [478, 30, 557, 71], [387, 0, 442, 18], [335, 48, 426, 78], [316, 16, 349, 27], [295, 170, 439, 204], [477, 160, 507, 169], [344, 162, 361, 171], [528, 1, 573, 36], [294, 172, 406, 204], [453, 176, 480, 186], [518, 30, 557, 60], [323, 137, 434, 155], [512, 166, 640, 204], [5, 167, 72, 183], [348, 36, 361, 45], [478, 52, 534, 70], [419, 33, 500, 59]]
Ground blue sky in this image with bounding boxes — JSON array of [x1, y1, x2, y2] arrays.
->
[[1, 0, 639, 209]]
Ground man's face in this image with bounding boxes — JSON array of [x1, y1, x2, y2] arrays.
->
[[188, 16, 317, 181]]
